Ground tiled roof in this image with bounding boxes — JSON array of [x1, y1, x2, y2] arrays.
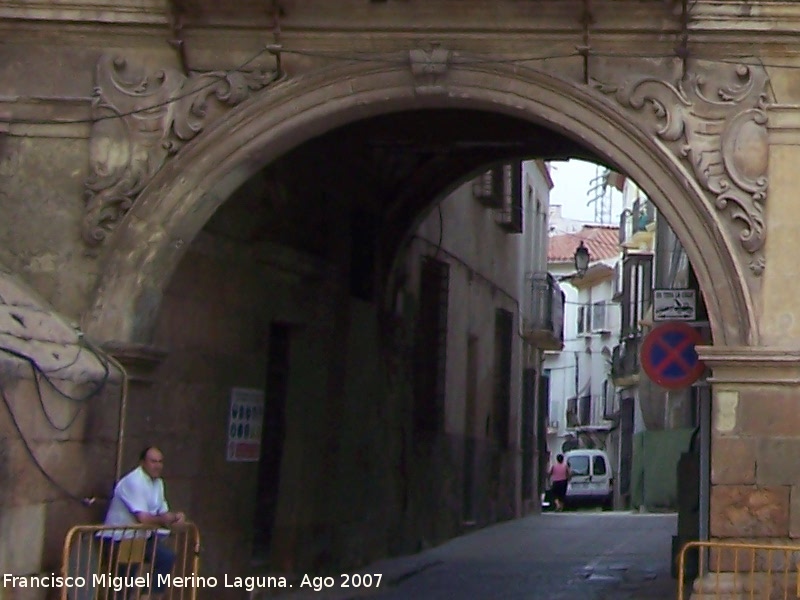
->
[[548, 225, 620, 263]]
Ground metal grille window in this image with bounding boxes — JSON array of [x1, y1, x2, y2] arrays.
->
[[493, 308, 514, 448], [414, 256, 450, 435], [529, 272, 565, 343]]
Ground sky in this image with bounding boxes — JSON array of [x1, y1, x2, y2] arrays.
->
[[548, 159, 623, 226]]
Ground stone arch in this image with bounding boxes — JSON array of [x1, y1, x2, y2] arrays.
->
[[82, 60, 757, 347]]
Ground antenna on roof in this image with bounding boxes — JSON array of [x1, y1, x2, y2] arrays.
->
[[586, 165, 613, 225]]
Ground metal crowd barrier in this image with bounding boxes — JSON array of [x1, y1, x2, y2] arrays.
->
[[678, 540, 800, 600], [61, 523, 201, 600]]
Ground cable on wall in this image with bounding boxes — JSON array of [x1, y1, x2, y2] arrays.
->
[[0, 328, 117, 505]]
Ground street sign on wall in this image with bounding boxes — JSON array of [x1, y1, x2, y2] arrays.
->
[[653, 289, 696, 322], [227, 387, 265, 462], [640, 322, 705, 389]]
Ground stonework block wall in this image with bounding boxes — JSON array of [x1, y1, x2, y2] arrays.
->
[[0, 358, 121, 583], [710, 383, 800, 549], [0, 135, 97, 321]]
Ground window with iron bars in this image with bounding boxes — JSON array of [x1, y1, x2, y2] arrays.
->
[[495, 162, 523, 234]]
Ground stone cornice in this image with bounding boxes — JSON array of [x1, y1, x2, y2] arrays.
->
[[766, 105, 800, 145], [0, 96, 92, 138], [0, 0, 168, 24], [699, 346, 800, 384], [690, 1, 800, 35], [103, 341, 167, 383], [3, 5, 800, 73]]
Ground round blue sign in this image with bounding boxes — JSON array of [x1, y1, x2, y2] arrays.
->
[[641, 322, 705, 389]]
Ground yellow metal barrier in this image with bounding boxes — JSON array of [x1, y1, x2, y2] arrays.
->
[[61, 523, 201, 600], [678, 540, 800, 600]]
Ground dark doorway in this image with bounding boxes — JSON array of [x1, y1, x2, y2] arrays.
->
[[537, 372, 550, 499], [521, 367, 537, 503], [462, 335, 479, 524], [252, 322, 291, 560]]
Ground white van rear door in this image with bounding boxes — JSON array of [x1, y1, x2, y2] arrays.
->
[[566, 455, 591, 495]]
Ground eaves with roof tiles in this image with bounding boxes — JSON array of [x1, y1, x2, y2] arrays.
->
[[548, 225, 620, 263]]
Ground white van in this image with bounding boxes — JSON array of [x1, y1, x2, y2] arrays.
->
[[564, 449, 613, 509]]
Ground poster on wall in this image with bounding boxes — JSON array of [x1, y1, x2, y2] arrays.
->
[[226, 387, 265, 462]]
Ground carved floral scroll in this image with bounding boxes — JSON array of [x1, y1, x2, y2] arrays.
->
[[84, 55, 278, 246], [593, 62, 769, 275]]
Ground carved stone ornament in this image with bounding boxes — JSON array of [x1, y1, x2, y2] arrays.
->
[[84, 55, 279, 246], [593, 62, 769, 276], [409, 46, 451, 95]]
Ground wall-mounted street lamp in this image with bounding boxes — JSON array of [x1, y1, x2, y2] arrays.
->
[[574, 241, 590, 277]]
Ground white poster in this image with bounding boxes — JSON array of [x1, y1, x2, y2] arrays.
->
[[226, 387, 265, 462]]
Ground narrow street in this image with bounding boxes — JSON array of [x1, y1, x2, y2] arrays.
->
[[269, 512, 682, 599]]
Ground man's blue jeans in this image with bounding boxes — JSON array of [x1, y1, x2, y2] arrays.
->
[[113, 535, 176, 598], [143, 535, 176, 592]]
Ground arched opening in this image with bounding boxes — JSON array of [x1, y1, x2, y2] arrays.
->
[[80, 63, 749, 594]]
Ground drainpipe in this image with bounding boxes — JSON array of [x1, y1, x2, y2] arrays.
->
[[100, 353, 128, 485], [77, 336, 130, 503], [106, 352, 130, 483]]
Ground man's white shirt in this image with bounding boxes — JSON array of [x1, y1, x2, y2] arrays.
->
[[102, 466, 170, 539]]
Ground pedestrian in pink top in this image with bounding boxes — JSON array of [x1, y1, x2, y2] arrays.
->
[[547, 454, 572, 512]]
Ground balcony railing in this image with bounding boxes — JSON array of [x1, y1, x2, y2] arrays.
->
[[523, 272, 564, 350]]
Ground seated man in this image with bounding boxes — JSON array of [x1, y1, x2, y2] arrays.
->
[[103, 446, 186, 598]]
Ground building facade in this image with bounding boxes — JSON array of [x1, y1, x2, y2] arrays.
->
[[612, 173, 710, 515], [403, 160, 557, 532]]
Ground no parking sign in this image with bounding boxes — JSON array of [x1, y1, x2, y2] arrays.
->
[[640, 322, 705, 389]]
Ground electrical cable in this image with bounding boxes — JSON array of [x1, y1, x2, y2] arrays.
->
[[0, 341, 109, 403], [3, 44, 281, 127], [0, 375, 94, 505], [94, 342, 130, 484], [0, 46, 781, 128], [0, 324, 121, 504], [0, 339, 109, 432]]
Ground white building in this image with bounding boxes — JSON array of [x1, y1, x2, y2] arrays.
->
[[543, 225, 621, 470]]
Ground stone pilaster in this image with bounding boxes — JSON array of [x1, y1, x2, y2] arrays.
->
[[762, 105, 800, 346], [700, 347, 800, 542]]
